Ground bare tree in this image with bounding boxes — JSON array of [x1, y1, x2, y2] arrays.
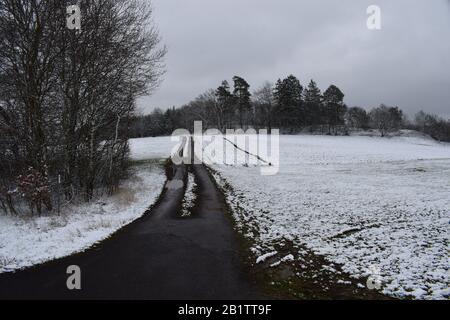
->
[[0, 0, 166, 213], [345, 107, 370, 130], [56, 0, 166, 200], [413, 111, 450, 142], [253, 82, 274, 131], [369, 104, 403, 137]]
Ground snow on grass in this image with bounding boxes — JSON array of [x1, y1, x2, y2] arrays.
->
[[209, 133, 450, 300], [256, 251, 278, 264], [181, 172, 197, 217], [0, 164, 165, 273], [129, 136, 178, 161], [0, 138, 175, 274], [270, 254, 295, 268]]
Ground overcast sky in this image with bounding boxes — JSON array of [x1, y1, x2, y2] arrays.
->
[[137, 0, 450, 118]]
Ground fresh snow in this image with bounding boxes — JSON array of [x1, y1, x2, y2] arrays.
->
[[181, 172, 197, 217], [0, 164, 165, 273], [208, 133, 450, 300], [0, 137, 174, 273], [129, 136, 178, 161], [256, 251, 278, 264], [270, 254, 295, 268]]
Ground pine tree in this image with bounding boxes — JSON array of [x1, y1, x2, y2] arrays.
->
[[322, 85, 346, 134], [216, 80, 232, 104], [232, 76, 251, 128], [273, 75, 303, 130], [215, 80, 234, 129], [273, 75, 303, 107], [303, 79, 322, 127]]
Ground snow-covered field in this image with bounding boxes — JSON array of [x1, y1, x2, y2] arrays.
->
[[129, 136, 177, 161], [0, 139, 172, 273], [2, 133, 448, 299], [205, 133, 450, 300]]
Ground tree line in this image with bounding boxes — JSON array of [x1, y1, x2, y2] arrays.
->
[[131, 75, 450, 141], [0, 0, 165, 216]]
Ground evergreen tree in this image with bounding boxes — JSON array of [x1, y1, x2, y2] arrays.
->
[[273, 75, 303, 129], [273, 75, 303, 107], [322, 85, 346, 134], [232, 76, 251, 127], [216, 80, 232, 103], [215, 80, 234, 129], [303, 79, 322, 127], [163, 107, 178, 133]]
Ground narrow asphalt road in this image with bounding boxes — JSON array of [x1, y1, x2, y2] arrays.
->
[[0, 139, 262, 300]]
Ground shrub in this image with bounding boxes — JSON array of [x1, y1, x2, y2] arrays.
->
[[16, 167, 52, 216]]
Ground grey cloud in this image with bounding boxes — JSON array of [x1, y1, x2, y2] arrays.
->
[[138, 0, 450, 118]]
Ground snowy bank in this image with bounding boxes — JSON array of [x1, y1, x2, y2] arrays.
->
[[0, 164, 165, 273]]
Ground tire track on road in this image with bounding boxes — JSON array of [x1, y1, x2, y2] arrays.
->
[[0, 137, 263, 300]]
